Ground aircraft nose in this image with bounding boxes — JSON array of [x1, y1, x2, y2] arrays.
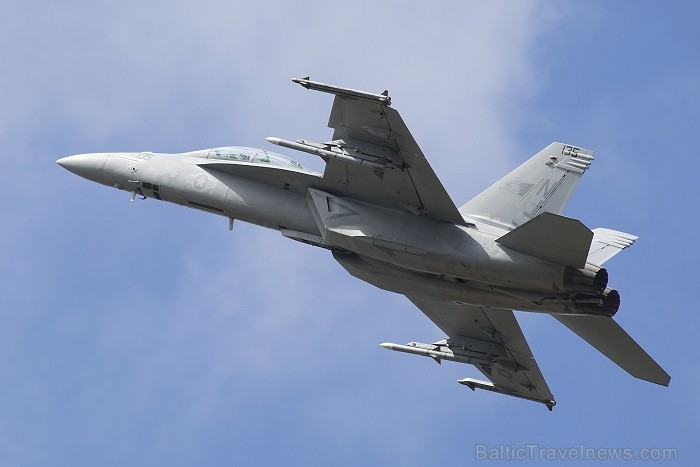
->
[[57, 153, 108, 184]]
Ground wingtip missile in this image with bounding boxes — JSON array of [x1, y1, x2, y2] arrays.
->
[[292, 76, 311, 89], [292, 77, 391, 105]]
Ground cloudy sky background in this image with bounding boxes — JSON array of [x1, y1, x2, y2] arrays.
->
[[1, 1, 697, 465]]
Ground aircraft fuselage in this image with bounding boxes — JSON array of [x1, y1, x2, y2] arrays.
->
[[56, 77, 670, 407], [58, 150, 618, 318]]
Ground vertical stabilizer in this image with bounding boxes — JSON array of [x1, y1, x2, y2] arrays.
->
[[460, 143, 593, 230]]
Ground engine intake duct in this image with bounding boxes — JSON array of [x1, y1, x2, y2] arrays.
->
[[564, 266, 608, 295], [574, 288, 620, 318]]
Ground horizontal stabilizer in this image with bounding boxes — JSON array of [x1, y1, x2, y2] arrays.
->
[[458, 378, 556, 411], [588, 228, 638, 266], [554, 315, 670, 386], [496, 212, 593, 268]]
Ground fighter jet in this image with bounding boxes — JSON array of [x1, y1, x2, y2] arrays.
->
[[57, 77, 669, 410]]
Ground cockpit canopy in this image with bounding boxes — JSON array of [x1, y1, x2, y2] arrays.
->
[[206, 147, 311, 172]]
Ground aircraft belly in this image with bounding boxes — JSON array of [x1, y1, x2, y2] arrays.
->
[[309, 189, 568, 294], [56, 77, 670, 406], [333, 252, 607, 316]]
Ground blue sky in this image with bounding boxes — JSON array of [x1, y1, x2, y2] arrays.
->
[[1, 1, 697, 465]]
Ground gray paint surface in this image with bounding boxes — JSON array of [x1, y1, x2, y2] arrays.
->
[[57, 79, 669, 410]]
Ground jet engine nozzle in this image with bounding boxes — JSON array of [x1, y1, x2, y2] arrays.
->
[[574, 288, 620, 318], [564, 266, 608, 295], [601, 288, 620, 317]]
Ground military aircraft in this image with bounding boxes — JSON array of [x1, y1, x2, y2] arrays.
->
[[57, 77, 669, 410]]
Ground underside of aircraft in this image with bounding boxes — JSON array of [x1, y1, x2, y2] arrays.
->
[[57, 78, 670, 410]]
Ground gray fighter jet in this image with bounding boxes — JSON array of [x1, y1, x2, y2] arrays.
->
[[57, 78, 669, 410]]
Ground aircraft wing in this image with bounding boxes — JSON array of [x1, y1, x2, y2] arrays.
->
[[292, 78, 467, 226], [405, 295, 556, 409]]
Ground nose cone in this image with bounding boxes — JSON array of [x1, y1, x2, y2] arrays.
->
[[57, 153, 108, 184]]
